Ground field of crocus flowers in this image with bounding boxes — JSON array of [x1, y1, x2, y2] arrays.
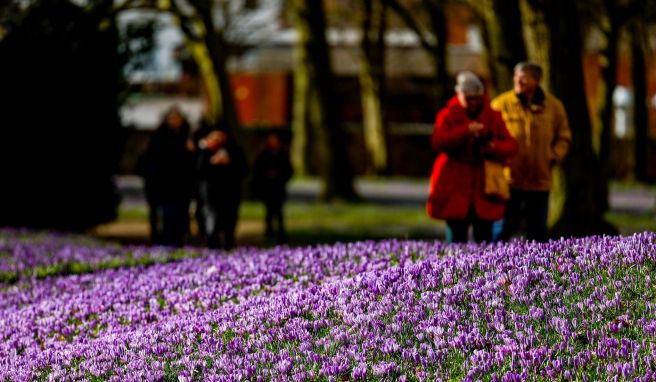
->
[[1, 229, 656, 381]]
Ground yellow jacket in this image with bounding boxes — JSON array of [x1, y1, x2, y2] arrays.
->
[[491, 89, 572, 191]]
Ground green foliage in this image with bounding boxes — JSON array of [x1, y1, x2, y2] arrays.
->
[[33, 368, 53, 382], [163, 361, 186, 382], [220, 328, 237, 344]]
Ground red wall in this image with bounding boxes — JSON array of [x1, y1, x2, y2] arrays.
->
[[232, 73, 290, 127]]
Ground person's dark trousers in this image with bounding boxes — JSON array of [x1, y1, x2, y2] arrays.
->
[[213, 204, 239, 250], [194, 195, 205, 242], [203, 206, 238, 250], [145, 187, 163, 244], [160, 201, 189, 247], [446, 205, 493, 243], [201, 205, 238, 250], [499, 189, 549, 242], [264, 197, 286, 243], [147, 201, 162, 244], [197, 181, 215, 246]]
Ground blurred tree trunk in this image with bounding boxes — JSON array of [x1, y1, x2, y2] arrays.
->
[[598, 0, 645, 183], [528, 0, 617, 236], [114, 0, 243, 143], [518, 0, 551, 91], [424, 0, 449, 106], [193, 1, 241, 139], [631, 22, 649, 181], [598, 1, 621, 187], [383, 0, 450, 106], [359, 0, 388, 174], [290, 12, 323, 177], [291, 0, 357, 201], [178, 0, 243, 144], [290, 27, 312, 176], [476, 0, 527, 94]]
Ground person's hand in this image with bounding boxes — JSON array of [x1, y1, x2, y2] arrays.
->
[[210, 148, 230, 165], [468, 122, 484, 137], [186, 138, 196, 152]]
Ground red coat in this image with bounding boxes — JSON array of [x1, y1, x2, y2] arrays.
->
[[427, 96, 518, 221]]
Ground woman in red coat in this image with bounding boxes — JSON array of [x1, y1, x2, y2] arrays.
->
[[427, 72, 518, 243]]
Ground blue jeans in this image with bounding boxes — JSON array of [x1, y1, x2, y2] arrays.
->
[[499, 190, 549, 242]]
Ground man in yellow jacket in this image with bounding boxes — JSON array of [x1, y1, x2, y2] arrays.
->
[[491, 61, 572, 242]]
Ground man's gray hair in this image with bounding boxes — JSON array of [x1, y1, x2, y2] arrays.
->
[[514, 61, 543, 80]]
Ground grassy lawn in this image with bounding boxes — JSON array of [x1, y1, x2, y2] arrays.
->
[[114, 200, 441, 246], [113, 200, 656, 248], [106, 177, 655, 247], [607, 180, 656, 235], [245, 202, 440, 245], [606, 211, 656, 235]]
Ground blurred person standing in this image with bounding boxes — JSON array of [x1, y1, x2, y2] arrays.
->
[[252, 131, 293, 244], [427, 72, 518, 243], [137, 106, 195, 247], [491, 61, 572, 242], [193, 120, 248, 250]]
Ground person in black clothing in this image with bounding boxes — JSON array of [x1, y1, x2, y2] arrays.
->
[[253, 131, 293, 244], [137, 106, 195, 247], [193, 120, 248, 250]]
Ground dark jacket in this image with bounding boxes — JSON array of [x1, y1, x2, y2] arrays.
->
[[252, 148, 293, 202], [193, 125, 248, 205], [138, 122, 195, 204]]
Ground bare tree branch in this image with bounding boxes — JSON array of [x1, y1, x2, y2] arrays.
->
[[171, 0, 204, 42], [381, 0, 436, 52]]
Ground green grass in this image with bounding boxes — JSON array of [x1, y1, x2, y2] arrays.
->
[[609, 179, 656, 192], [114, 203, 656, 247], [119, 201, 431, 227], [114, 199, 441, 246], [606, 211, 656, 235], [109, 177, 655, 247], [117, 206, 148, 221], [607, 180, 656, 234], [243, 202, 430, 228], [236, 201, 438, 245]]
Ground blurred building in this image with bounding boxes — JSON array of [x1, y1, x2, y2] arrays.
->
[[116, 1, 490, 176], [118, 1, 656, 179], [118, 1, 484, 133]]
